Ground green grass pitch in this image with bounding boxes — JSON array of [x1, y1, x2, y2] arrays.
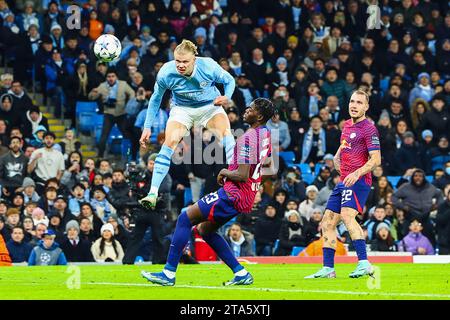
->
[[1, 264, 449, 300]]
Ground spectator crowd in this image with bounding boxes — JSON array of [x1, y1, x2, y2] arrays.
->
[[0, 0, 449, 265]]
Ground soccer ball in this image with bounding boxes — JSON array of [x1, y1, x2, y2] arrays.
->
[[93, 34, 122, 62]]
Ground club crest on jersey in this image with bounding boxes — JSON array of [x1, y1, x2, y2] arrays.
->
[[350, 132, 356, 139], [341, 139, 352, 149]]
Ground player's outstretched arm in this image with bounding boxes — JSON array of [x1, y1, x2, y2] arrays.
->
[[212, 59, 236, 105], [343, 150, 381, 187], [140, 79, 167, 147], [217, 164, 251, 185]]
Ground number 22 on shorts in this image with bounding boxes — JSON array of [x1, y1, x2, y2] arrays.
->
[[341, 190, 353, 204]]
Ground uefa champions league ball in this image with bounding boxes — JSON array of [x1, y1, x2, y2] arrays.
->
[[93, 34, 122, 62]]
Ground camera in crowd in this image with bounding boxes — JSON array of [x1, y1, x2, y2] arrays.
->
[[104, 97, 117, 109]]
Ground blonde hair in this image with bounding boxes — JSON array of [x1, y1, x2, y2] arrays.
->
[[353, 88, 370, 104], [175, 39, 198, 55]]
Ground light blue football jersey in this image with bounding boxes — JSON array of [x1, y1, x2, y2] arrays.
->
[[143, 57, 236, 129]]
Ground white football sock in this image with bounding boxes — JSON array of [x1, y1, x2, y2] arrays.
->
[[235, 269, 248, 277], [163, 269, 176, 279]]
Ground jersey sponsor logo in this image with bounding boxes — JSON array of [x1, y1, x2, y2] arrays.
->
[[239, 145, 251, 157], [371, 135, 380, 145], [341, 139, 352, 149], [350, 132, 356, 139]]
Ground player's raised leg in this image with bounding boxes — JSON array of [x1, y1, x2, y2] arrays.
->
[[340, 207, 374, 278], [197, 221, 253, 286], [139, 121, 188, 210], [305, 210, 341, 279], [206, 113, 235, 164]]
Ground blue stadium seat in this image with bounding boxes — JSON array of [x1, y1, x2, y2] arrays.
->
[[184, 188, 193, 206], [292, 163, 312, 174], [431, 155, 450, 172], [314, 163, 324, 176], [79, 112, 103, 134], [379, 77, 390, 94], [75, 101, 97, 118], [279, 151, 296, 167], [425, 175, 433, 183], [273, 239, 280, 255], [302, 173, 315, 185], [387, 176, 401, 189], [108, 126, 124, 154], [291, 246, 305, 256]]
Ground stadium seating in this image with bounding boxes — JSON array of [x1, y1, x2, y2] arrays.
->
[[273, 239, 280, 255], [387, 176, 401, 189], [76, 101, 101, 134], [184, 187, 193, 206], [302, 173, 315, 185], [291, 246, 305, 256], [314, 163, 324, 176], [431, 155, 450, 172], [75, 101, 97, 117], [279, 151, 296, 167], [291, 163, 312, 174]]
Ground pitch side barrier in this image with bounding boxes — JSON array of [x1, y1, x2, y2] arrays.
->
[[11, 254, 450, 266]]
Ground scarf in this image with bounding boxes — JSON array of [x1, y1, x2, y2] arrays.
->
[[229, 234, 245, 257], [278, 71, 289, 86], [288, 222, 303, 240], [7, 89, 24, 99], [417, 84, 434, 101], [308, 95, 319, 118], [301, 128, 326, 163], [292, 7, 302, 30], [77, 71, 88, 96], [253, 58, 264, 66]]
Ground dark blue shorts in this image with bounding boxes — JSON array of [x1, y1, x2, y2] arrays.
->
[[325, 179, 371, 214], [198, 188, 240, 226]]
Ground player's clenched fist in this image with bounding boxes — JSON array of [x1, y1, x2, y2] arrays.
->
[[213, 96, 228, 107], [217, 169, 227, 186], [140, 128, 152, 148]]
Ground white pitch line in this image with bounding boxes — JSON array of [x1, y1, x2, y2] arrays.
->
[[87, 282, 450, 299]]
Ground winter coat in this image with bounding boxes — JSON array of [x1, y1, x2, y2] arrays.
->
[[0, 151, 29, 189], [394, 143, 424, 175], [419, 108, 449, 139], [225, 232, 255, 257], [6, 239, 33, 263], [392, 171, 444, 222], [60, 237, 94, 262], [90, 238, 124, 262], [107, 181, 131, 213], [28, 240, 67, 266], [275, 217, 308, 255], [321, 79, 348, 107], [398, 232, 434, 255], [436, 201, 450, 251], [22, 111, 49, 139], [88, 80, 135, 117], [254, 215, 282, 247]]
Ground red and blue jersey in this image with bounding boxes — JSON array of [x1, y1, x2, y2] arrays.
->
[[339, 119, 380, 186], [223, 126, 272, 213]]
